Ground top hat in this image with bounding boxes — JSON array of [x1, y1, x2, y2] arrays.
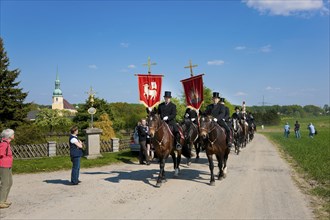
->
[[212, 92, 220, 99], [164, 91, 172, 98], [220, 97, 225, 102]]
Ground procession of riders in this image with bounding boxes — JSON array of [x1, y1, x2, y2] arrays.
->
[[138, 90, 257, 164]]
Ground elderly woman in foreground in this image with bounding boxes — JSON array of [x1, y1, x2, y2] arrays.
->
[[0, 129, 15, 209]]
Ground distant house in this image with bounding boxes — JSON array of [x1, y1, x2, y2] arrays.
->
[[27, 110, 39, 121]]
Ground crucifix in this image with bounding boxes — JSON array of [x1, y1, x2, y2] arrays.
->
[[143, 56, 157, 74], [184, 60, 198, 77]]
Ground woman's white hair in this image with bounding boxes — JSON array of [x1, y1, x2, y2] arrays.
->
[[1, 129, 15, 139]]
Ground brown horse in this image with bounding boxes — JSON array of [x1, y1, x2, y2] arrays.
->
[[200, 115, 230, 186], [231, 118, 243, 155], [181, 119, 201, 165], [239, 119, 248, 147], [147, 112, 184, 187]]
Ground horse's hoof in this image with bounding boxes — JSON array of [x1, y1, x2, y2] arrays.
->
[[161, 179, 167, 183], [174, 169, 179, 177], [210, 181, 215, 186], [187, 161, 192, 166], [156, 182, 162, 187], [223, 173, 227, 178]]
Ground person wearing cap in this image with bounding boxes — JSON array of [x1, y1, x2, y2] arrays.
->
[[0, 129, 15, 209], [204, 92, 233, 148], [158, 91, 182, 150]]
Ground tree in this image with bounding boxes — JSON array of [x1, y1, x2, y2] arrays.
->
[[35, 108, 73, 133], [0, 37, 30, 129], [93, 113, 116, 140]]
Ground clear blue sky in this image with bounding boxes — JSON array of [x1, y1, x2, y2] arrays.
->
[[1, 0, 329, 107]]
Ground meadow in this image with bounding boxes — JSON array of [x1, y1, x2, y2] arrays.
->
[[260, 115, 330, 217]]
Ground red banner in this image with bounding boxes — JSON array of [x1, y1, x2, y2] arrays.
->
[[137, 74, 163, 109], [181, 74, 204, 110]]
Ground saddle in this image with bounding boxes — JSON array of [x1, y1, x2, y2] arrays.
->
[[164, 123, 184, 140]]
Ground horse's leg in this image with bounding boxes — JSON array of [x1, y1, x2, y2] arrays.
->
[[171, 151, 180, 177], [187, 142, 192, 166], [195, 141, 200, 162], [156, 158, 165, 187], [216, 154, 224, 180], [223, 148, 229, 178], [207, 154, 215, 186]]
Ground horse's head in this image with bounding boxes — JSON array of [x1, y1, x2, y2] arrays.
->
[[199, 115, 213, 139], [147, 111, 161, 138]]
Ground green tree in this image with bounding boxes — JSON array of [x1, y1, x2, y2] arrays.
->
[[93, 113, 116, 140], [35, 108, 72, 133], [0, 38, 30, 129], [13, 123, 46, 145]]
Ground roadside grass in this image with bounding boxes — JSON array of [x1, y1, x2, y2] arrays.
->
[[259, 116, 330, 218], [13, 150, 138, 174]]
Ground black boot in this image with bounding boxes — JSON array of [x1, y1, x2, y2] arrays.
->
[[175, 133, 182, 150], [226, 132, 233, 149]]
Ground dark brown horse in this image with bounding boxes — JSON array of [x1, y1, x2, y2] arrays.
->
[[240, 119, 249, 147], [181, 119, 201, 165], [147, 112, 184, 187], [200, 115, 230, 186], [231, 118, 243, 155]]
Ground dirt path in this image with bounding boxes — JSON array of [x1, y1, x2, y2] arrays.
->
[[0, 134, 314, 219]]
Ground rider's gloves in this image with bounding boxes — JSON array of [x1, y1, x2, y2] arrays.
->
[[185, 113, 189, 118], [213, 118, 218, 122], [191, 118, 196, 122], [163, 116, 169, 121]]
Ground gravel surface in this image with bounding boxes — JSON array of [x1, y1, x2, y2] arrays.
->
[[0, 134, 314, 219]]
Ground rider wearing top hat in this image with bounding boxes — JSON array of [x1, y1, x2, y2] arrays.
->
[[157, 91, 182, 150], [204, 92, 233, 149], [232, 106, 242, 121]]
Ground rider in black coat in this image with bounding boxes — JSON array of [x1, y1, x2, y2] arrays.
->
[[184, 107, 198, 125], [157, 91, 182, 150], [204, 92, 233, 148]]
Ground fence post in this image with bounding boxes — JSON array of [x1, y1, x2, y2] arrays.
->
[[111, 138, 119, 152], [85, 128, 103, 159], [47, 141, 57, 157]]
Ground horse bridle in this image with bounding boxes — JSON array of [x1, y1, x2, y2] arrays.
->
[[148, 116, 166, 146], [200, 118, 218, 145]]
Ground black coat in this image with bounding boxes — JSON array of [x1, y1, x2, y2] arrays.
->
[[158, 101, 177, 125], [205, 103, 226, 121], [137, 125, 149, 142], [184, 108, 198, 120], [232, 112, 242, 120]]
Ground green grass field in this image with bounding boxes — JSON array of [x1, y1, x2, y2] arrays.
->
[[13, 150, 138, 174], [260, 115, 330, 217]]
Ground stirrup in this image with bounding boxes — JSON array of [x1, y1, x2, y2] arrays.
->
[[176, 143, 182, 150]]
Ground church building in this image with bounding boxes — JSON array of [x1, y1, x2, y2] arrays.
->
[[52, 72, 77, 114]]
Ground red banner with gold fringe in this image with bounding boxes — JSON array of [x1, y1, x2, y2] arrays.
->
[[181, 74, 204, 110]]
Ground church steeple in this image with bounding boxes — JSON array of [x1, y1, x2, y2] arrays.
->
[[53, 67, 63, 97]]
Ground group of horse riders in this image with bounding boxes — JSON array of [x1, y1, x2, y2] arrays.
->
[[148, 90, 256, 152]]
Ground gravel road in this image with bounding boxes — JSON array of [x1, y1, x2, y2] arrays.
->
[[0, 134, 314, 219]]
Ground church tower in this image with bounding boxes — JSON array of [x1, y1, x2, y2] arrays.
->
[[52, 71, 64, 110]]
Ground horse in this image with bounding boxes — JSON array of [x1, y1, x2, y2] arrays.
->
[[199, 115, 230, 186], [240, 119, 249, 147], [231, 118, 243, 155], [181, 119, 201, 165], [147, 112, 185, 187], [248, 123, 255, 142]]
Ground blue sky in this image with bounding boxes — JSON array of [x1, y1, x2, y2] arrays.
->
[[1, 0, 329, 107]]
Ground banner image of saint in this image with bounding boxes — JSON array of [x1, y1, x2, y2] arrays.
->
[[181, 74, 204, 110]]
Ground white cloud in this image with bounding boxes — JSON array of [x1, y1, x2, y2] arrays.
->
[[266, 86, 281, 91], [128, 64, 136, 69], [260, 44, 272, 53], [88, 64, 97, 70], [235, 46, 247, 50], [207, 60, 225, 66], [235, 92, 248, 96], [120, 42, 129, 48], [243, 0, 329, 16]]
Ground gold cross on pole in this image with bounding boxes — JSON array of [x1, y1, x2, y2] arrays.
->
[[184, 59, 198, 77], [143, 57, 157, 74], [85, 86, 97, 106]]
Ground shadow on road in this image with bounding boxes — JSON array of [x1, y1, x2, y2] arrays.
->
[[43, 179, 72, 185]]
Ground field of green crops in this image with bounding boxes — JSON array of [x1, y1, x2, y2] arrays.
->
[[260, 116, 330, 217]]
